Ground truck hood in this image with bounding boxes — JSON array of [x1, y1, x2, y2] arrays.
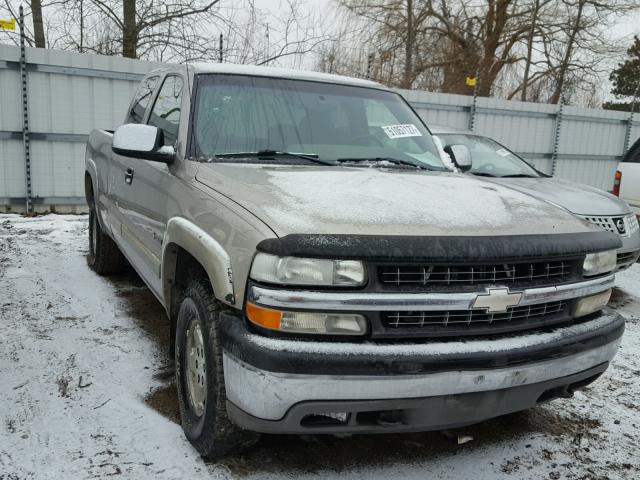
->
[[483, 177, 631, 216], [196, 164, 599, 237]]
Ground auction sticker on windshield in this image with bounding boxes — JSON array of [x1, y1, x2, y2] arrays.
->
[[382, 124, 423, 139]]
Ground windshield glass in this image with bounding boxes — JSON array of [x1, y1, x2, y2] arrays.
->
[[192, 74, 445, 169], [436, 134, 540, 177]]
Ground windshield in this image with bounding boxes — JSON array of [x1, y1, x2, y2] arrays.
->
[[436, 134, 540, 177], [191, 74, 445, 169]]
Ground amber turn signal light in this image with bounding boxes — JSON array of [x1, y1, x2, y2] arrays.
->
[[246, 302, 281, 330]]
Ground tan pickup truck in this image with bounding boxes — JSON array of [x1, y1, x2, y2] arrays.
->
[[85, 63, 624, 459]]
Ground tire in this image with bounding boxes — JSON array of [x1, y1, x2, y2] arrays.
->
[[175, 279, 259, 459], [87, 207, 127, 275]]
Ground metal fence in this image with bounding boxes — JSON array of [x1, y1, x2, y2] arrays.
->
[[1, 44, 639, 212], [0, 45, 160, 211], [401, 89, 640, 189]]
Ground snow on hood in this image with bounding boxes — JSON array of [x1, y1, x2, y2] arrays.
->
[[195, 164, 597, 237], [485, 177, 632, 216]]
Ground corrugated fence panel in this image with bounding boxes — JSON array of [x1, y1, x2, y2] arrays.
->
[[559, 106, 628, 158], [554, 158, 619, 192], [0, 140, 25, 199], [0, 45, 160, 205], [0, 47, 24, 203], [30, 142, 86, 198], [474, 97, 558, 156], [1, 45, 638, 208], [399, 89, 470, 130], [0, 59, 22, 131]]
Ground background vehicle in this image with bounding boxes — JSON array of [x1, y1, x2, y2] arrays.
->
[[614, 136, 640, 216], [85, 64, 624, 459], [432, 125, 640, 271]]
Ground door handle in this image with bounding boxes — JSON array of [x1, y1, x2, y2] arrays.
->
[[124, 168, 134, 185]]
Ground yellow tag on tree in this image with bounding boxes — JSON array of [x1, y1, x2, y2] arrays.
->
[[465, 76, 477, 87], [0, 18, 16, 30]]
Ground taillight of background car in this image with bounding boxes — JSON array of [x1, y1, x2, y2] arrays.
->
[[613, 170, 622, 196]]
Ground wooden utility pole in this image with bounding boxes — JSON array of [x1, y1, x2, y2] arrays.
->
[[401, 0, 414, 89], [122, 0, 137, 58], [30, 0, 45, 47]]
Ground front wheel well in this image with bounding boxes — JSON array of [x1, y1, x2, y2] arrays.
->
[[166, 245, 210, 355], [84, 171, 95, 208]]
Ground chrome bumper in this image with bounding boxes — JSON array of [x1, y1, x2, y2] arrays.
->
[[248, 274, 615, 311]]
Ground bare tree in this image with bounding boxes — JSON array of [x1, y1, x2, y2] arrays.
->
[[1, 0, 330, 68], [326, 0, 638, 105], [340, 0, 427, 88]]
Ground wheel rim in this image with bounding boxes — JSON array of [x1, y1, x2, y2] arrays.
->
[[185, 321, 207, 417], [90, 212, 97, 255]]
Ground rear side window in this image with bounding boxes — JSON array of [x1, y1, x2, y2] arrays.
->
[[622, 137, 640, 163], [148, 75, 183, 146], [127, 76, 159, 124]]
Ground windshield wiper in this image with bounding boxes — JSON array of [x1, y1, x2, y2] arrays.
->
[[214, 150, 335, 166], [336, 157, 438, 170]]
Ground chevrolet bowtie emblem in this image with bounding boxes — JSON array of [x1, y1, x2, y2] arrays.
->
[[472, 288, 523, 313]]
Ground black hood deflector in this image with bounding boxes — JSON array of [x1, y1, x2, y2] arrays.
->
[[257, 231, 621, 262]]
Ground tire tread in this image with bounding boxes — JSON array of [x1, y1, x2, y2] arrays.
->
[[88, 209, 127, 275], [177, 278, 259, 459]]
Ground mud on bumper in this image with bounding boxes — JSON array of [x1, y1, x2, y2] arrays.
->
[[219, 309, 624, 434]]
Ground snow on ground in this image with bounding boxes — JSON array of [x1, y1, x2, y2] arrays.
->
[[1, 214, 639, 479]]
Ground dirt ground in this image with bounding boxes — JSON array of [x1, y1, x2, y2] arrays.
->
[[1, 214, 639, 479]]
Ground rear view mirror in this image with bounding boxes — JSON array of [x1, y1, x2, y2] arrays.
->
[[444, 144, 472, 172], [112, 124, 175, 164]]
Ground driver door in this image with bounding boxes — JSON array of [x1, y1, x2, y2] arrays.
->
[[113, 75, 184, 296]]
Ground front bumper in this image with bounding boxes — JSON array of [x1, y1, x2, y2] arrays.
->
[[220, 308, 624, 434]]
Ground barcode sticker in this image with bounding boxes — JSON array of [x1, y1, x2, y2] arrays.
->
[[381, 124, 423, 139]]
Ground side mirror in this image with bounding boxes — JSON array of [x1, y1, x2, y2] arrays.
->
[[112, 124, 175, 164], [444, 144, 472, 172]]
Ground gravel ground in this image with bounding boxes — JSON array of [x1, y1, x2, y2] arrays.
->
[[1, 214, 639, 480]]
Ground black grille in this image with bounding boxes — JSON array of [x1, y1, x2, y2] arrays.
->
[[379, 261, 573, 288], [383, 301, 567, 328], [616, 251, 637, 266]]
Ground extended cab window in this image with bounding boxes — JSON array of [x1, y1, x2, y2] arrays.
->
[[127, 76, 158, 124], [192, 74, 444, 168], [148, 75, 183, 146]]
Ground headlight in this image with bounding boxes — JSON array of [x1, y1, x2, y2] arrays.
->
[[626, 213, 639, 233], [250, 253, 365, 286], [583, 250, 616, 277], [246, 303, 367, 335]]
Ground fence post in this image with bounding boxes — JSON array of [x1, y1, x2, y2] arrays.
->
[[551, 95, 564, 176], [468, 70, 479, 131], [366, 53, 374, 79], [623, 85, 640, 155], [623, 112, 634, 155], [19, 6, 32, 214], [219, 34, 223, 63]]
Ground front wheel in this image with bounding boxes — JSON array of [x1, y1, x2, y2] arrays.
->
[[175, 279, 259, 459]]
